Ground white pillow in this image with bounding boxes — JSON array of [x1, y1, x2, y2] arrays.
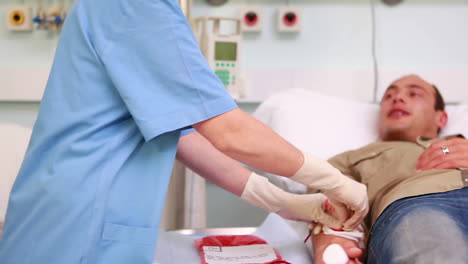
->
[[441, 104, 468, 137], [254, 89, 379, 159], [0, 123, 31, 225]]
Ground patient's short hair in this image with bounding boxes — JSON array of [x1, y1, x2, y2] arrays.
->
[[398, 74, 445, 111], [433, 84, 445, 111], [432, 84, 445, 134]]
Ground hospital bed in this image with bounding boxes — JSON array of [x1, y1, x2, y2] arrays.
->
[[157, 88, 468, 263], [154, 88, 468, 263], [2, 89, 468, 263]]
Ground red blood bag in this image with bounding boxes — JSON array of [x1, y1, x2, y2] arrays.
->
[[194, 235, 291, 264]]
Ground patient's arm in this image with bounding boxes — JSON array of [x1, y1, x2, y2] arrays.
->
[[311, 201, 365, 263], [312, 233, 364, 264], [417, 137, 468, 170]]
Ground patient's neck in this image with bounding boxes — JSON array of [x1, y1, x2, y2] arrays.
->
[[381, 131, 417, 142], [381, 131, 439, 142]]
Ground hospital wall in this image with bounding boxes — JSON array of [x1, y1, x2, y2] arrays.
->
[[1, 0, 468, 228]]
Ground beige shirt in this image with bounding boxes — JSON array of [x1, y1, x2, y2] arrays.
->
[[328, 135, 468, 226]]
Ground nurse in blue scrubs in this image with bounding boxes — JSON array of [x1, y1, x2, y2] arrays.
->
[[0, 0, 368, 263]]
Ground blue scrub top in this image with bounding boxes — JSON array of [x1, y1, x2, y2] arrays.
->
[[0, 0, 237, 263]]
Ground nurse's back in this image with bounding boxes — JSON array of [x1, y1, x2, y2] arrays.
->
[[0, 0, 200, 262]]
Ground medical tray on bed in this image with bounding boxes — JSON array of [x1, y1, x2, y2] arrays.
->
[[153, 214, 313, 264]]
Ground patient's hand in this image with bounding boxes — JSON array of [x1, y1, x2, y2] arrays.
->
[[417, 138, 468, 170], [312, 233, 364, 264]]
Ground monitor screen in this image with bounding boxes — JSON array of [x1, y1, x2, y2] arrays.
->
[[215, 42, 237, 61]]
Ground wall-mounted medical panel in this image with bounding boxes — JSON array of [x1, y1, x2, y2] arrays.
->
[[33, 6, 67, 31]]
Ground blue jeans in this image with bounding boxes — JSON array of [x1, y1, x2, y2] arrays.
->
[[367, 188, 468, 264]]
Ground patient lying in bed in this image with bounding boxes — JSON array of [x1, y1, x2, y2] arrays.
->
[[151, 74, 468, 264], [255, 76, 468, 263], [308, 75, 468, 264]]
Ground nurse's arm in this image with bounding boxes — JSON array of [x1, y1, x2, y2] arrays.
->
[[176, 131, 344, 227], [192, 108, 303, 177], [193, 109, 369, 230], [176, 130, 250, 196]]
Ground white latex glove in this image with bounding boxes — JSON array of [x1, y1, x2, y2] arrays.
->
[[241, 172, 342, 229], [289, 152, 369, 229], [309, 199, 349, 235]]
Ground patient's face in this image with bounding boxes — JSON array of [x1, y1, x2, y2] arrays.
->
[[378, 75, 446, 141]]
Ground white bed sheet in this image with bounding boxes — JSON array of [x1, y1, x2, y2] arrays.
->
[[154, 213, 312, 264]]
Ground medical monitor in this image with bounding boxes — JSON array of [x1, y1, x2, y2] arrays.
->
[[215, 42, 237, 61]]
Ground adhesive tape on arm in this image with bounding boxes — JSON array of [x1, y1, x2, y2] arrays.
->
[[322, 243, 349, 264]]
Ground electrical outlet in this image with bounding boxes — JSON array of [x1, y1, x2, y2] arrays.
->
[[6, 6, 33, 31], [240, 7, 262, 32], [277, 7, 302, 32]]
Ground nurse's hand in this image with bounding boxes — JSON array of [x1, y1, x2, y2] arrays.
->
[[276, 193, 345, 229], [241, 173, 343, 229], [289, 152, 369, 230]]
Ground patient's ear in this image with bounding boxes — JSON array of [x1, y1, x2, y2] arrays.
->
[[436, 110, 448, 130]]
